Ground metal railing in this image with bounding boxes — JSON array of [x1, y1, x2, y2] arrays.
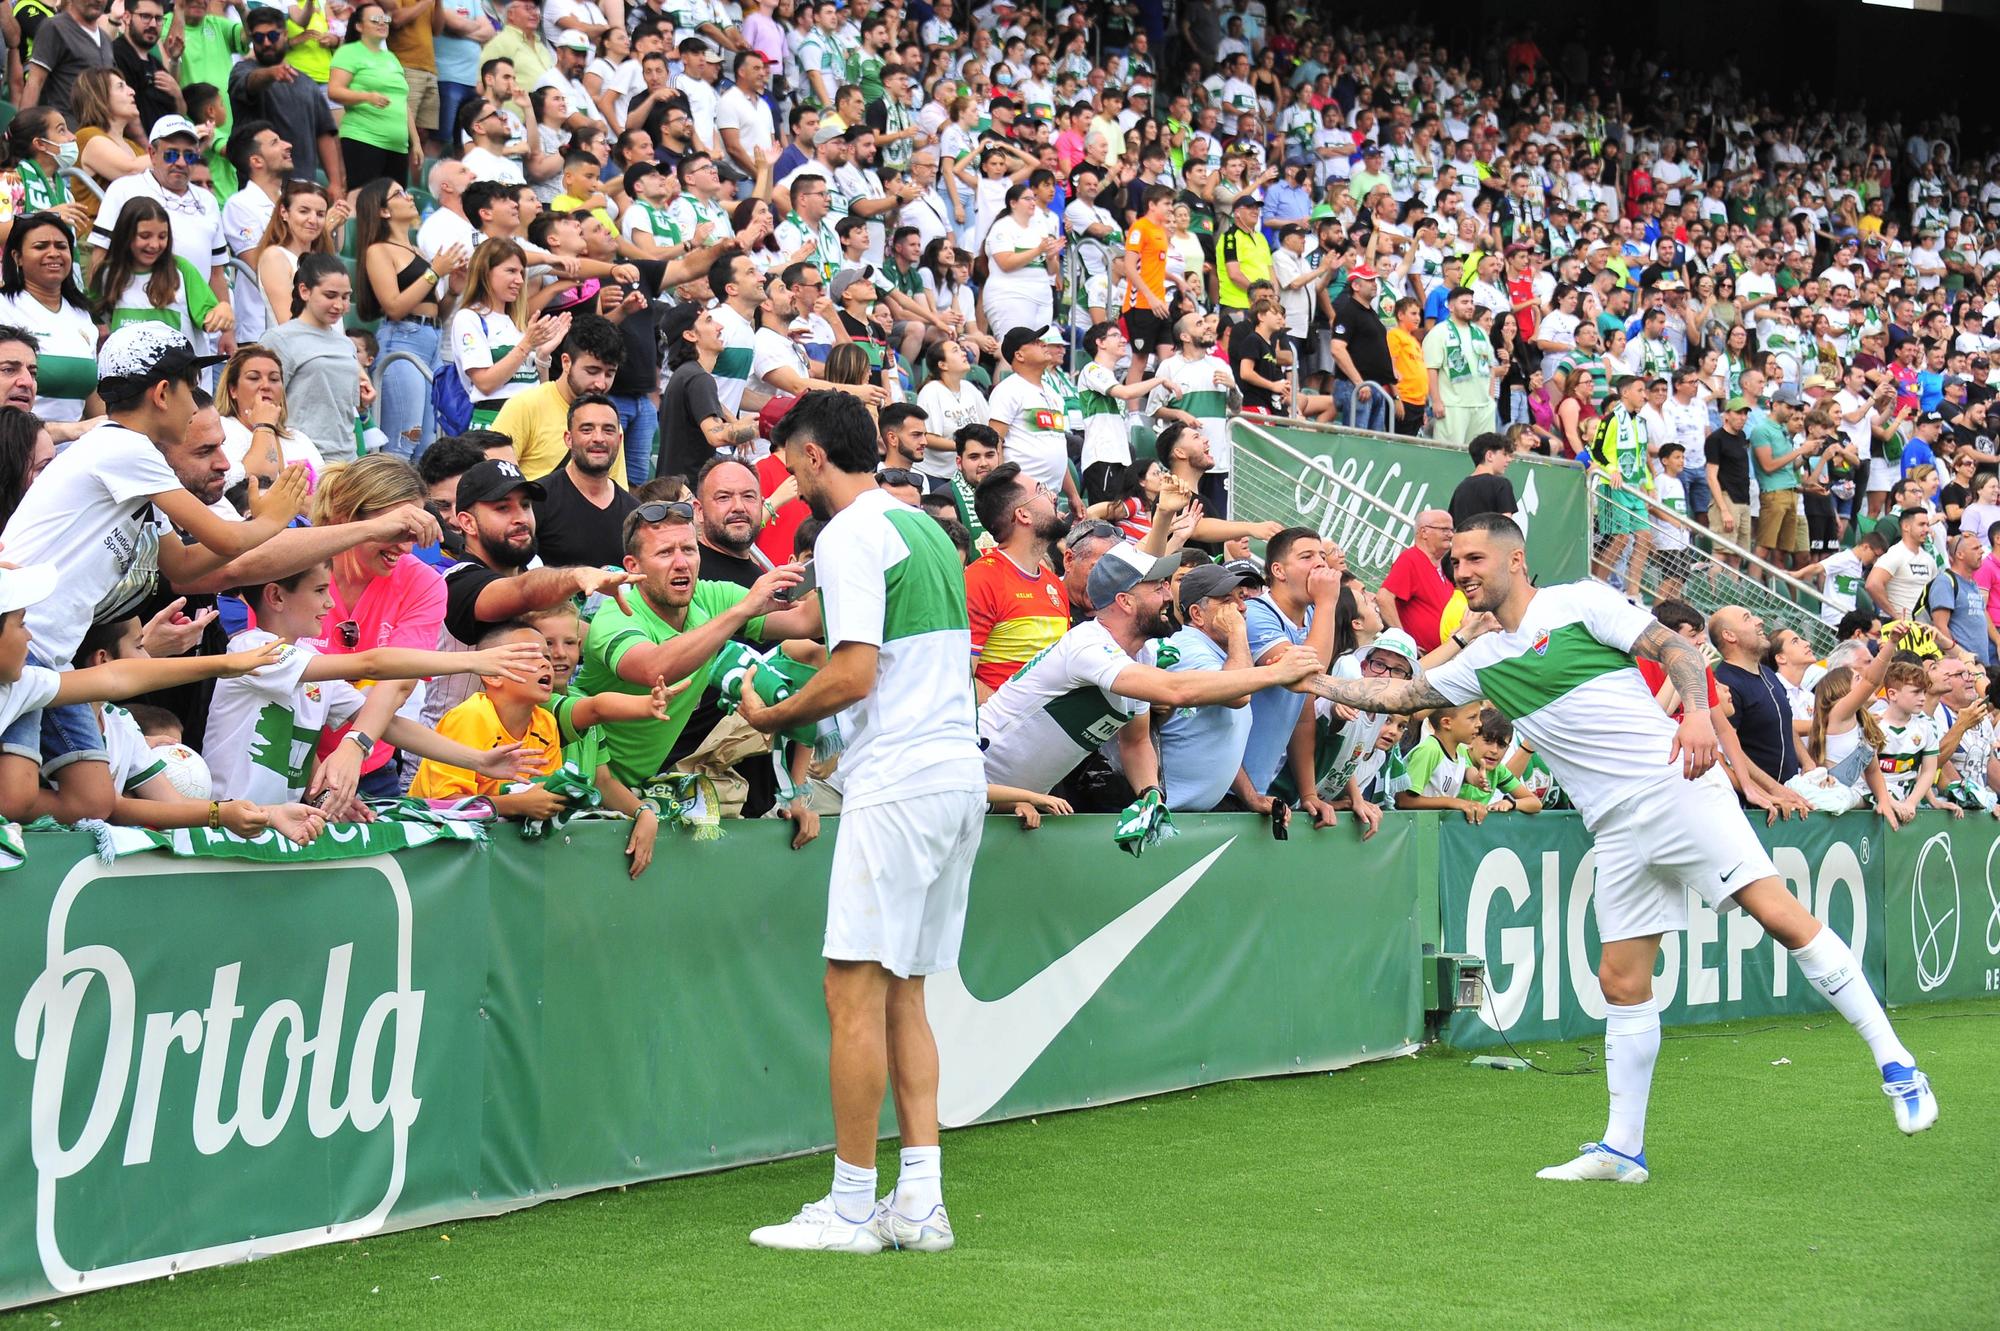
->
[[1585, 479, 1840, 655], [1228, 415, 1418, 585]]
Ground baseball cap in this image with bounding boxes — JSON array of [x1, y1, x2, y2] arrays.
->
[[0, 563, 57, 618], [1363, 627, 1423, 674], [1349, 263, 1379, 280], [95, 324, 227, 405], [830, 265, 890, 301], [1918, 411, 1946, 426], [1222, 557, 1266, 586], [1768, 384, 1803, 406], [757, 394, 799, 441], [455, 458, 547, 510], [148, 114, 200, 144], [1723, 397, 1751, 413], [812, 124, 845, 146], [1086, 541, 1181, 609], [1231, 194, 1261, 212], [554, 29, 592, 50], [1177, 561, 1258, 611], [1000, 324, 1064, 363]]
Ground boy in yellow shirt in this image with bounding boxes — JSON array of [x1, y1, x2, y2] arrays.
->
[[409, 622, 564, 810]]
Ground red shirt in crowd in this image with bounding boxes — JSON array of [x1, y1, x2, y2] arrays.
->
[[1381, 545, 1454, 653]]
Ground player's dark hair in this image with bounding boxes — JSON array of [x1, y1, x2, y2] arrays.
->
[[770, 389, 880, 475], [1455, 511, 1525, 547]]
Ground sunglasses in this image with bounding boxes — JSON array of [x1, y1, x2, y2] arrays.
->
[[250, 28, 286, 41], [160, 147, 200, 165], [335, 619, 360, 649], [636, 500, 694, 523], [876, 468, 919, 488], [1061, 520, 1117, 550]]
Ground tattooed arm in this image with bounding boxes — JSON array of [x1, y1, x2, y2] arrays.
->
[[1631, 622, 1721, 779], [1296, 672, 1455, 715]]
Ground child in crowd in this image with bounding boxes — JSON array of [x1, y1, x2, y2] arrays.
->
[[1796, 530, 1886, 628], [1397, 698, 1491, 821], [1357, 715, 1408, 805], [202, 564, 549, 810], [89, 198, 228, 348], [1462, 705, 1543, 814], [1650, 442, 1692, 604], [409, 622, 565, 807], [74, 616, 327, 843], [126, 703, 184, 747], [1796, 663, 1895, 816], [1873, 659, 1956, 827]]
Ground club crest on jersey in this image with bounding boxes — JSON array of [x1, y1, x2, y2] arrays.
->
[[1531, 632, 1550, 656]]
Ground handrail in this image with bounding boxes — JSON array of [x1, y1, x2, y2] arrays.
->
[[57, 166, 101, 203], [1229, 415, 1421, 573], [1591, 475, 1833, 613], [370, 350, 434, 439], [1230, 414, 1419, 529]]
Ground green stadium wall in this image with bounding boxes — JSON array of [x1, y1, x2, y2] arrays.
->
[[1, 810, 1986, 1307]]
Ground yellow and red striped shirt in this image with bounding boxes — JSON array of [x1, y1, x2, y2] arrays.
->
[[965, 549, 1069, 692]]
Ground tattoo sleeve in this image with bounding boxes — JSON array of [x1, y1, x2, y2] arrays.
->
[[1299, 672, 1452, 715], [1633, 623, 1710, 713]]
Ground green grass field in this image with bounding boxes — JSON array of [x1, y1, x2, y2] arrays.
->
[[9, 1000, 1997, 1330]]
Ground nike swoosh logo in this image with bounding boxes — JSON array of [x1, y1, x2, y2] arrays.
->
[[928, 838, 1235, 1128]]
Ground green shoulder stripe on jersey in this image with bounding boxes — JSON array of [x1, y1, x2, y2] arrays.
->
[[1474, 622, 1635, 720], [882, 508, 970, 640]]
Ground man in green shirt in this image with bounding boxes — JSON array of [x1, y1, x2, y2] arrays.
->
[[576, 502, 822, 785], [168, 0, 244, 148], [1749, 385, 1814, 571]]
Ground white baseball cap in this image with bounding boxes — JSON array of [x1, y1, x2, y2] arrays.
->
[[0, 564, 57, 617]]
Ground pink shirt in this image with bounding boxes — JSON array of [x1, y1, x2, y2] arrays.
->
[[741, 11, 784, 62], [1055, 129, 1087, 172], [1976, 554, 2000, 628], [314, 553, 447, 773]]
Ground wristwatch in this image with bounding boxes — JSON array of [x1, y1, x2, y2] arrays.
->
[[345, 728, 376, 754]]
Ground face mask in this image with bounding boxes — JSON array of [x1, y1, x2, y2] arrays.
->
[[47, 140, 78, 169]]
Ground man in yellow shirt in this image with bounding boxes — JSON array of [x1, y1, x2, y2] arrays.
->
[[478, 0, 556, 93], [491, 312, 628, 485]]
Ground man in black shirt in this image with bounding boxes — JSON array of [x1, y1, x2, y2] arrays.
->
[[604, 254, 669, 484], [1704, 397, 1753, 562], [113, 0, 180, 133], [657, 301, 755, 483], [426, 459, 640, 724], [1328, 263, 1396, 432], [533, 394, 641, 569], [1709, 604, 1802, 794], [1447, 432, 1518, 527]]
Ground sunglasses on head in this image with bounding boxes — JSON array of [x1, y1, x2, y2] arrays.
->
[[636, 500, 694, 523], [876, 468, 919, 488], [1061, 520, 1117, 550]]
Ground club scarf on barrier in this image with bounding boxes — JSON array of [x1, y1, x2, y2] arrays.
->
[[87, 806, 489, 863]]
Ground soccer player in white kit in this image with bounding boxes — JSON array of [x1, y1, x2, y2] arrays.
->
[[1302, 513, 1938, 1182], [738, 391, 989, 1249]]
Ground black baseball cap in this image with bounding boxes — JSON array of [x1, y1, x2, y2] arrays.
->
[[455, 458, 546, 510], [1177, 561, 1259, 611]]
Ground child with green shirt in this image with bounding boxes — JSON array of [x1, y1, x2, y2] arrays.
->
[[1396, 699, 1490, 822], [1462, 705, 1543, 814]]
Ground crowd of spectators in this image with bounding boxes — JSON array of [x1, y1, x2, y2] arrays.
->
[[0, 4, 1985, 851]]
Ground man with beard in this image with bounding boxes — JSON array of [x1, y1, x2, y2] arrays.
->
[[878, 403, 948, 497], [0, 325, 307, 823], [428, 458, 640, 724], [575, 501, 820, 789], [492, 313, 626, 485], [1299, 512, 1937, 1181], [975, 539, 1320, 799], [693, 456, 768, 587], [964, 461, 1067, 699], [531, 394, 638, 569], [228, 8, 339, 191]]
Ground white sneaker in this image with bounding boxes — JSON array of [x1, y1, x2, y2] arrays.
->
[[749, 1198, 885, 1253], [1535, 1141, 1649, 1184], [871, 1198, 955, 1252], [1881, 1062, 1939, 1135]]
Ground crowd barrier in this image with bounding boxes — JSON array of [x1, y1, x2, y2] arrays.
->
[[3, 808, 1989, 1307]]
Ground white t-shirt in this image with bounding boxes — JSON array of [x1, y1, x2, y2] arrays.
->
[[463, 146, 526, 185], [219, 415, 328, 491], [977, 618, 1145, 793], [103, 702, 166, 794], [748, 324, 809, 401], [982, 214, 1052, 299], [91, 171, 228, 277], [1654, 472, 1690, 549], [202, 630, 367, 803], [816, 487, 985, 808], [585, 55, 644, 125], [1814, 548, 1867, 624], [417, 206, 480, 261], [673, 72, 719, 147], [1425, 580, 1696, 829], [1, 423, 180, 664], [222, 184, 278, 343], [448, 307, 536, 403], [985, 370, 1068, 493], [1876, 714, 1939, 802], [915, 376, 988, 478], [711, 301, 757, 414], [714, 85, 776, 163], [1874, 541, 1936, 617], [0, 665, 57, 741], [541, 0, 605, 44], [0, 291, 97, 422]]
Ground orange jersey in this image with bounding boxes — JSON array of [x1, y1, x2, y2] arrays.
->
[[1124, 216, 1168, 312], [964, 549, 1069, 692]]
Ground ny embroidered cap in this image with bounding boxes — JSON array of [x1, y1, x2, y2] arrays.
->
[[455, 458, 547, 510], [0, 563, 57, 618], [96, 324, 227, 405], [148, 114, 201, 144], [1086, 540, 1181, 609]]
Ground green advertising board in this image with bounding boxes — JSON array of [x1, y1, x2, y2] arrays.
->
[[1227, 419, 1592, 585], [0, 817, 1422, 1309], [1437, 812, 1885, 1048], [1882, 812, 2000, 1005]]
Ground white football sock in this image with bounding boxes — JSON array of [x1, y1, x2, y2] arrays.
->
[[893, 1145, 943, 1215], [1602, 997, 1660, 1158], [830, 1155, 877, 1224], [1791, 927, 1913, 1071]]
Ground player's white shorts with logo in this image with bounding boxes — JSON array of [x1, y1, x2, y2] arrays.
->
[[825, 787, 987, 977], [1588, 768, 1777, 942]]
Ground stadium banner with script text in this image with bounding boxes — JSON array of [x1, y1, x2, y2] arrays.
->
[[1438, 812, 1886, 1049], [0, 819, 1421, 1309], [1882, 812, 2000, 1004], [1227, 420, 1592, 585]]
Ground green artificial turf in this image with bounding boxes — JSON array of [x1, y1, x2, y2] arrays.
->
[[9, 1000, 1997, 1330]]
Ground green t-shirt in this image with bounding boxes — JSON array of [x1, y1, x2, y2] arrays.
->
[[574, 581, 768, 785], [1749, 415, 1797, 492], [331, 42, 409, 153], [179, 16, 244, 140]]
